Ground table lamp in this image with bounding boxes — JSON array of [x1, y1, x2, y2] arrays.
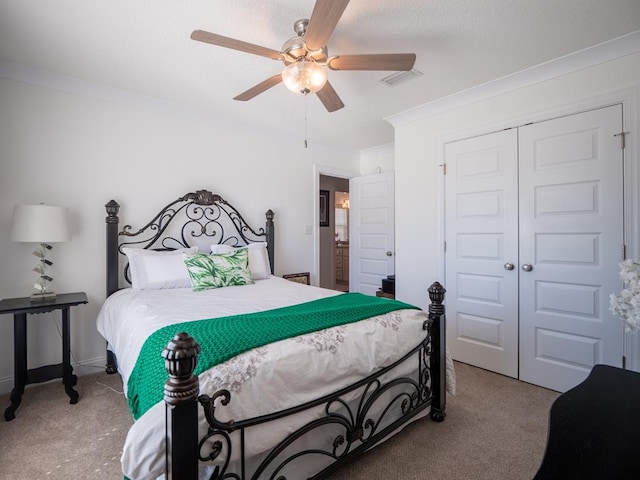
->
[[10, 204, 71, 301]]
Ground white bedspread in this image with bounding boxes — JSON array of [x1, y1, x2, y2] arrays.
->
[[96, 277, 455, 480]]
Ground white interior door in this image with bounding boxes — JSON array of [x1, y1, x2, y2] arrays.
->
[[349, 172, 395, 296], [445, 129, 520, 377], [518, 104, 624, 392]]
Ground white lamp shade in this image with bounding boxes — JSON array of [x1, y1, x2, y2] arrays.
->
[[10, 204, 71, 243]]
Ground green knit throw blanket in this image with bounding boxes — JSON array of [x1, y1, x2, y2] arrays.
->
[[127, 292, 418, 420]]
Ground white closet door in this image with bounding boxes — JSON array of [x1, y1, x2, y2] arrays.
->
[[518, 105, 624, 392], [445, 129, 519, 377]]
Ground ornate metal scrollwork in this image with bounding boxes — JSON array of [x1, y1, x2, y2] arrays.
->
[[115, 189, 272, 285], [197, 431, 238, 480], [419, 336, 433, 402], [119, 190, 268, 246], [196, 337, 433, 480], [199, 390, 236, 431], [194, 391, 239, 480], [181, 189, 224, 206]]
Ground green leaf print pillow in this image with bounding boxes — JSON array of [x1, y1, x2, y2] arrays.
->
[[183, 249, 254, 291]]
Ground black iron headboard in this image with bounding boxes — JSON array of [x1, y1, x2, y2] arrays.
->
[[104, 189, 275, 297]]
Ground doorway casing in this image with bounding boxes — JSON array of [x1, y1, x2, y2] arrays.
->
[[313, 164, 356, 287]]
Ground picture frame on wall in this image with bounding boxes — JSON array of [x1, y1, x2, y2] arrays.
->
[[319, 190, 329, 227]]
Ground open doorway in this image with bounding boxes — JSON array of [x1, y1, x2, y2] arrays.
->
[[334, 190, 350, 292], [319, 174, 349, 291]]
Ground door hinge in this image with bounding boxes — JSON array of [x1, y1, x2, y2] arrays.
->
[[444, 241, 447, 252], [614, 131, 629, 149], [440, 163, 447, 175], [623, 355, 627, 369], [623, 244, 627, 260]]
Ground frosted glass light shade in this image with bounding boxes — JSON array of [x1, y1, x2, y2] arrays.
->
[[282, 60, 328, 95], [10, 204, 71, 243]]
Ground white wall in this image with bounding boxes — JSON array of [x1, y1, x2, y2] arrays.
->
[[359, 143, 394, 175], [392, 50, 640, 362], [0, 76, 359, 393]]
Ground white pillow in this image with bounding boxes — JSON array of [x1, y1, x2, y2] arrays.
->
[[123, 246, 198, 290], [210, 242, 271, 280], [209, 244, 234, 254]]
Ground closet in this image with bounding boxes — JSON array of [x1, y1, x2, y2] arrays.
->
[[445, 105, 624, 392]]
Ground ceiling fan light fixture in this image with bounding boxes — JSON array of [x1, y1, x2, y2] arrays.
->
[[191, 2, 415, 113], [282, 60, 327, 95]]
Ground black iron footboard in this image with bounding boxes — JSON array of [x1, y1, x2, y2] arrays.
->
[[162, 282, 446, 480]]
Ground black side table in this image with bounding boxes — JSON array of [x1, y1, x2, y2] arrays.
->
[[0, 292, 88, 421]]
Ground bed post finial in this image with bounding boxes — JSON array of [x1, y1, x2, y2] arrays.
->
[[105, 200, 120, 222], [162, 333, 200, 479], [162, 333, 201, 405], [428, 281, 445, 316], [428, 281, 447, 422]]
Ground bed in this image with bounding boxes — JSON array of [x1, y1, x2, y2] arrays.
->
[[98, 189, 454, 480]]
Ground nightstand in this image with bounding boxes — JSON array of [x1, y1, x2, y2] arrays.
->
[[0, 292, 88, 421]]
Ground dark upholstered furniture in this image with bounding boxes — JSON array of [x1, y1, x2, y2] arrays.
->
[[534, 364, 640, 480]]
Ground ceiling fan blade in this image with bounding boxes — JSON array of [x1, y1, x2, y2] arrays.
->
[[233, 74, 283, 101], [328, 53, 416, 71], [316, 81, 344, 112], [304, 0, 350, 51], [191, 30, 282, 60]]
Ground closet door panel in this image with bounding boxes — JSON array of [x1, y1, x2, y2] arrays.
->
[[518, 105, 624, 392], [445, 129, 519, 377]]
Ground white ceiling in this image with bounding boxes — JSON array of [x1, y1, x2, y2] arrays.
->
[[1, 0, 639, 152]]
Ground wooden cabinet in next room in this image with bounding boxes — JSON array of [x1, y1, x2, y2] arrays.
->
[[335, 243, 349, 290]]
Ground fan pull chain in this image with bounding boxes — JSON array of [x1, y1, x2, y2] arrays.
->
[[304, 93, 308, 148]]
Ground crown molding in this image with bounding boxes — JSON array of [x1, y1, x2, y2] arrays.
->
[[386, 30, 640, 127]]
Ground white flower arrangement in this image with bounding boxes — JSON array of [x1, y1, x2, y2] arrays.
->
[[610, 259, 640, 332]]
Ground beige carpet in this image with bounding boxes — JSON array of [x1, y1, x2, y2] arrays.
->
[[0, 368, 131, 480], [0, 362, 558, 480]]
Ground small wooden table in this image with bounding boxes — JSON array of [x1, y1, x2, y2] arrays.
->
[[0, 292, 88, 421]]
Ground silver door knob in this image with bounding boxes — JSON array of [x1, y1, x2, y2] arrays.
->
[[504, 262, 515, 271], [521, 263, 533, 272], [386, 251, 393, 257]]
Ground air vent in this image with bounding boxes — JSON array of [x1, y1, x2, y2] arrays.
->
[[379, 69, 423, 87]]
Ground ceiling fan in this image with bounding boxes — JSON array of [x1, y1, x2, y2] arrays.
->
[[191, 0, 416, 112]]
